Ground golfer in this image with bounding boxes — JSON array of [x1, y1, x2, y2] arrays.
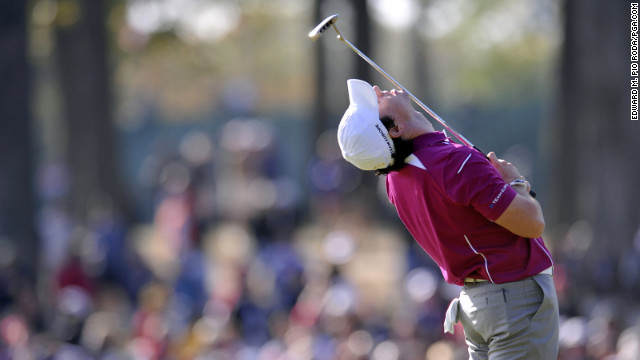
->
[[337, 79, 559, 359]]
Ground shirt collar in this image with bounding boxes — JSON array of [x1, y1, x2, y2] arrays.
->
[[412, 131, 449, 149]]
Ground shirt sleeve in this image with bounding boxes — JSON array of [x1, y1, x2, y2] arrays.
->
[[444, 148, 516, 221]]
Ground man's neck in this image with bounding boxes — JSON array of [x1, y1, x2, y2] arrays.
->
[[406, 112, 435, 139]]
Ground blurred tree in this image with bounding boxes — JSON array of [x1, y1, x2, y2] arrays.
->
[[0, 0, 38, 274], [352, 0, 372, 83], [411, 0, 429, 108], [311, 0, 328, 140], [546, 0, 640, 260], [54, 0, 128, 222]]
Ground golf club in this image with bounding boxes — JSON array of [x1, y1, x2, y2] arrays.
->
[[309, 14, 474, 148], [309, 14, 536, 197]]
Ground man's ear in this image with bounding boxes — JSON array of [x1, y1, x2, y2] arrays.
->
[[389, 123, 402, 138]]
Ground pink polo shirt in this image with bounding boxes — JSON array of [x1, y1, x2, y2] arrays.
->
[[386, 132, 553, 286]]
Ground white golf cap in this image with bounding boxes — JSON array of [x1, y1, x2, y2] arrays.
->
[[338, 79, 395, 171]]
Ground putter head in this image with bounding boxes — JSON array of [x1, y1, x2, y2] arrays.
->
[[308, 14, 339, 41]]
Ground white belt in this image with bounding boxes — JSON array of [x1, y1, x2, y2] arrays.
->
[[463, 266, 553, 285]]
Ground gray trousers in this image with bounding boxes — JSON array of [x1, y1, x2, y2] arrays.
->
[[452, 273, 559, 359]]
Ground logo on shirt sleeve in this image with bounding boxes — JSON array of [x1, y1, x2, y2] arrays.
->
[[489, 184, 509, 208]]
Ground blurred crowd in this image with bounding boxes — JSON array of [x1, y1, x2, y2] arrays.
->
[[2, 118, 640, 360]]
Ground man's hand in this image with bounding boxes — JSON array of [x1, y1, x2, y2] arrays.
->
[[488, 151, 544, 238], [488, 152, 531, 193]]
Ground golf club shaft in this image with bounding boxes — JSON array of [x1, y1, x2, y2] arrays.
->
[[331, 26, 476, 150], [321, 18, 536, 197]]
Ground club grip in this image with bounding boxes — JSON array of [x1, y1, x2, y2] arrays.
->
[[473, 146, 537, 198]]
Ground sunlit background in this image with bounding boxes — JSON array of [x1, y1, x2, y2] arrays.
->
[[1, 0, 638, 359]]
